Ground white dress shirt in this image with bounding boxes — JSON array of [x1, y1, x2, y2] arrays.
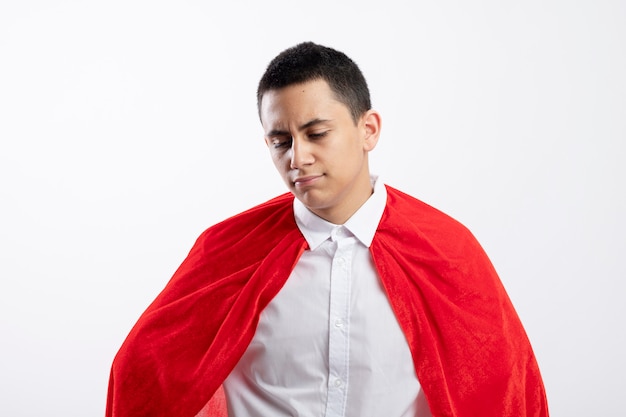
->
[[223, 178, 431, 416]]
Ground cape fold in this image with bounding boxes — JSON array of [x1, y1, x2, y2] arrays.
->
[[107, 193, 307, 417], [372, 187, 548, 416]]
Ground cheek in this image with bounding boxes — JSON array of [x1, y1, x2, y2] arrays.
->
[[271, 153, 289, 171]]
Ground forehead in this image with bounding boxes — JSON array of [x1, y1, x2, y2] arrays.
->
[[260, 79, 349, 128]]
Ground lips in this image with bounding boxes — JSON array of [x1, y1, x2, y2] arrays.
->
[[293, 175, 323, 187]]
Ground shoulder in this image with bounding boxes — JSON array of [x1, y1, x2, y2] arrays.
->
[[168, 192, 299, 286], [380, 185, 481, 254], [375, 187, 502, 293], [383, 185, 469, 232], [212, 192, 295, 230], [196, 192, 297, 247]]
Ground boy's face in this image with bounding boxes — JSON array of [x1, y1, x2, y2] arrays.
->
[[260, 79, 380, 224]]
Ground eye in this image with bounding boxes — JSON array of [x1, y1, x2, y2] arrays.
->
[[272, 137, 292, 149], [308, 131, 328, 139]]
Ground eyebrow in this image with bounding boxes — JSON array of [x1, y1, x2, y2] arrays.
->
[[267, 118, 331, 137]]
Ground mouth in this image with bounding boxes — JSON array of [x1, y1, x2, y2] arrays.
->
[[293, 175, 323, 187]]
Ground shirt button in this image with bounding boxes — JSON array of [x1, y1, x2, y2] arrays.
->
[[334, 378, 343, 387], [334, 319, 344, 329]]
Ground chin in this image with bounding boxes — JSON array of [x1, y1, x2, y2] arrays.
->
[[300, 195, 336, 214]]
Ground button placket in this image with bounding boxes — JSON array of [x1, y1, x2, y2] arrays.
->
[[325, 226, 354, 416]]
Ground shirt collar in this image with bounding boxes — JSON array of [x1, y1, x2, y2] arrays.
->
[[294, 175, 387, 250]]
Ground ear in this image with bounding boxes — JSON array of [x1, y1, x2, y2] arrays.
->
[[361, 110, 381, 152]]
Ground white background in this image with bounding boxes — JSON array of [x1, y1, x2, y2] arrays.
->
[[1, 1, 624, 416]]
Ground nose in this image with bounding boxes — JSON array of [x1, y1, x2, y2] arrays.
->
[[289, 137, 314, 169]]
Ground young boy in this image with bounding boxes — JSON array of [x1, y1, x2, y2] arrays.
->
[[107, 42, 548, 417]]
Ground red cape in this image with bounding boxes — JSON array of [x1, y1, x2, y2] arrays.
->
[[106, 186, 548, 417]]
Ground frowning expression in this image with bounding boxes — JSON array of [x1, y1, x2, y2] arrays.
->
[[260, 79, 380, 224]]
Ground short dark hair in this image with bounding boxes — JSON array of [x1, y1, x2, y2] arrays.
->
[[257, 42, 371, 123]]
